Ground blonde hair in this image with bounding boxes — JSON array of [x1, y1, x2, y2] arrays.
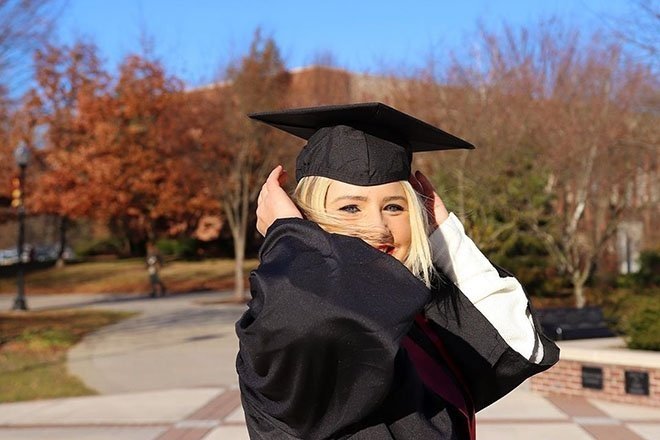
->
[[293, 176, 436, 288]]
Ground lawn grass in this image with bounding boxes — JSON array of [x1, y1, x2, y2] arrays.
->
[[0, 309, 135, 402], [0, 258, 259, 295]]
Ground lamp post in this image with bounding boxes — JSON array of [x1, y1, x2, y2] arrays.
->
[[12, 143, 29, 311]]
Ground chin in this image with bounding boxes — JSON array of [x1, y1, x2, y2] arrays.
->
[[392, 252, 407, 263]]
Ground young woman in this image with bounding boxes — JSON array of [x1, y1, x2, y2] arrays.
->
[[236, 103, 559, 440]]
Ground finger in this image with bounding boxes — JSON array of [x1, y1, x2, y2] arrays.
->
[[408, 173, 423, 193], [415, 170, 436, 195], [266, 165, 283, 188], [277, 168, 289, 187]]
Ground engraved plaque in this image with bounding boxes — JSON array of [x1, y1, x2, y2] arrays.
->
[[581, 366, 603, 390], [625, 370, 649, 396]]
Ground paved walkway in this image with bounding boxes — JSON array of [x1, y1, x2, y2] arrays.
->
[[1, 292, 660, 440]]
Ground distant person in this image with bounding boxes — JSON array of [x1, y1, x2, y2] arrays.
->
[[146, 244, 166, 298]]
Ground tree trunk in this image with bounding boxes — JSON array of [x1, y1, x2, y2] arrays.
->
[[55, 215, 68, 268], [573, 274, 586, 309]]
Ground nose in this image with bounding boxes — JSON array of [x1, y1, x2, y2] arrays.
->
[[364, 207, 389, 231]]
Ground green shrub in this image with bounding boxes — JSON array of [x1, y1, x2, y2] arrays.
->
[[617, 249, 660, 289], [636, 250, 660, 286], [619, 293, 660, 351], [75, 237, 125, 257], [155, 237, 198, 259]]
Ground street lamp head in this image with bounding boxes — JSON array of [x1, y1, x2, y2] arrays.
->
[[14, 143, 29, 167]]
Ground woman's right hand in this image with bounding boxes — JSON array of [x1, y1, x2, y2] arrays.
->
[[256, 165, 303, 236], [409, 170, 449, 230]]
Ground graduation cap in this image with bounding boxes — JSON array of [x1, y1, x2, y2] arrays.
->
[[249, 102, 474, 186]]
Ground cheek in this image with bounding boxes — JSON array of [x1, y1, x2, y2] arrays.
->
[[390, 216, 412, 248]]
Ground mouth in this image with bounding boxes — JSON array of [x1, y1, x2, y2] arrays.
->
[[377, 245, 395, 255]]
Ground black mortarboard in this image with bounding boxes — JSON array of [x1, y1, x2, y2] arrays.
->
[[249, 102, 474, 186]]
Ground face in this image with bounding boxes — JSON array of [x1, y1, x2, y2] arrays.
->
[[325, 180, 412, 262]]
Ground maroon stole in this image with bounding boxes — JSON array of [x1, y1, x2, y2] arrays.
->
[[400, 314, 476, 440]]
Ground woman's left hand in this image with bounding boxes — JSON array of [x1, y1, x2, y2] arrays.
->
[[409, 170, 449, 230]]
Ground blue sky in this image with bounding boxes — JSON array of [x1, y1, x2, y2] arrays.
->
[[55, 0, 635, 87]]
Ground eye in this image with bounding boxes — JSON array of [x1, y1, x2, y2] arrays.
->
[[384, 204, 405, 213], [339, 204, 360, 214]]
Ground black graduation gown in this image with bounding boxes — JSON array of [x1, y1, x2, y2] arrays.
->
[[236, 218, 559, 439]]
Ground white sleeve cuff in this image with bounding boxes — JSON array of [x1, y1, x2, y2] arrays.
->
[[430, 213, 544, 363]]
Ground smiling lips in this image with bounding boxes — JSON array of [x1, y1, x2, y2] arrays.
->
[[378, 245, 395, 255]]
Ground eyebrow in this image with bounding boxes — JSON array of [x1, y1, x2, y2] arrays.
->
[[383, 196, 407, 203], [330, 195, 407, 204], [331, 195, 368, 204]]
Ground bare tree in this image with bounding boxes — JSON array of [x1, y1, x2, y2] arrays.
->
[[606, 0, 659, 73], [0, 0, 58, 93], [0, 0, 57, 224], [193, 32, 290, 301], [533, 35, 654, 307], [396, 20, 658, 307]]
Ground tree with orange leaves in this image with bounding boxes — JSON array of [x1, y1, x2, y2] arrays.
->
[[0, 95, 14, 215], [76, 54, 216, 254], [29, 43, 217, 256], [27, 42, 109, 264]]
